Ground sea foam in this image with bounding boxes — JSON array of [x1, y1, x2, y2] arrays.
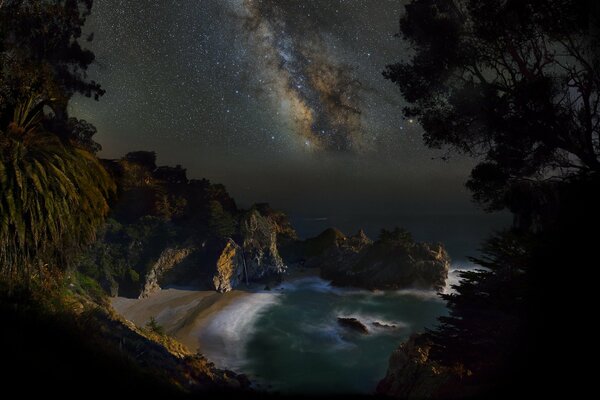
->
[[198, 292, 280, 370]]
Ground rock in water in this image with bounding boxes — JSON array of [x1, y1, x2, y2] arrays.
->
[[213, 239, 245, 293], [337, 317, 369, 334], [302, 228, 450, 291]]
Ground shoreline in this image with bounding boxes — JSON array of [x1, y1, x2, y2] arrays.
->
[[111, 288, 251, 352], [110, 267, 321, 353]]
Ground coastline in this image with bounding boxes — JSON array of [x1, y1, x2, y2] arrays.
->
[[109, 267, 321, 353]]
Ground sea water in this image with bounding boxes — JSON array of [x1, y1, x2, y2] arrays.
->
[[198, 269, 467, 394]]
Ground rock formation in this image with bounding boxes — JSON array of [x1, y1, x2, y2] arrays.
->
[[297, 227, 449, 291], [139, 246, 195, 298], [377, 334, 461, 399], [212, 239, 245, 293], [211, 209, 288, 292], [239, 209, 287, 278]]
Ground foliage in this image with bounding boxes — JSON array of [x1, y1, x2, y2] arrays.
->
[[0, 101, 114, 283], [0, 1, 113, 285], [427, 231, 530, 375], [77, 217, 178, 297], [208, 200, 237, 239], [145, 316, 165, 336], [378, 227, 414, 246], [385, 0, 600, 210], [0, 0, 104, 120]]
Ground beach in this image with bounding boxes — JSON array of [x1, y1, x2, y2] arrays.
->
[[110, 267, 320, 353], [111, 288, 250, 352]]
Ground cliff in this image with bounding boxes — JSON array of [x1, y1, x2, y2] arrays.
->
[[81, 152, 292, 297], [211, 209, 288, 292]]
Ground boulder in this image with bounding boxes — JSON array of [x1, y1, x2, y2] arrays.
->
[[337, 317, 369, 334]]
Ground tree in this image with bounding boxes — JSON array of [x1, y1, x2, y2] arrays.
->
[[208, 201, 237, 239], [0, 1, 113, 284], [384, 0, 600, 211], [0, 96, 114, 283], [0, 0, 104, 120], [427, 232, 530, 374]]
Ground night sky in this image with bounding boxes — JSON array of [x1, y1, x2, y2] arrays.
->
[[70, 0, 499, 240]]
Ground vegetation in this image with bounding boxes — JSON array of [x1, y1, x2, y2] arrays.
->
[[384, 0, 600, 395], [77, 216, 179, 297], [146, 316, 165, 336], [0, 1, 113, 285], [385, 0, 600, 211], [75, 151, 243, 297]]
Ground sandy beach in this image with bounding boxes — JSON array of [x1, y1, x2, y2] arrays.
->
[[111, 288, 250, 352], [110, 267, 320, 354]]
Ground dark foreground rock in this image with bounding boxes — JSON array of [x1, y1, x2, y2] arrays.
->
[[376, 334, 462, 399], [337, 317, 369, 334]]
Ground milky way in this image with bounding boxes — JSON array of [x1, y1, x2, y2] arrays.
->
[[236, 0, 365, 152], [69, 0, 480, 220]]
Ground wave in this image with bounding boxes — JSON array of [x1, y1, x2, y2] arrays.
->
[[275, 276, 336, 293], [334, 310, 409, 334], [198, 292, 280, 370], [443, 262, 484, 294], [276, 275, 453, 301]]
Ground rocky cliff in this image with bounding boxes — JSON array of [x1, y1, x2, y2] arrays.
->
[[211, 209, 288, 292], [81, 152, 295, 297], [298, 227, 449, 291], [376, 334, 461, 399], [239, 209, 287, 278]]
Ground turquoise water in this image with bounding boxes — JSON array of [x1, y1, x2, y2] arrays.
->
[[199, 276, 451, 395]]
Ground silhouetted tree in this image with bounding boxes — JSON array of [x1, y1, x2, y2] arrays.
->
[[0, 0, 104, 121], [384, 0, 600, 210], [383, 1, 600, 396]]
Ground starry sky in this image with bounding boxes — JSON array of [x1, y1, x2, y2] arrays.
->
[[70, 0, 502, 241]]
